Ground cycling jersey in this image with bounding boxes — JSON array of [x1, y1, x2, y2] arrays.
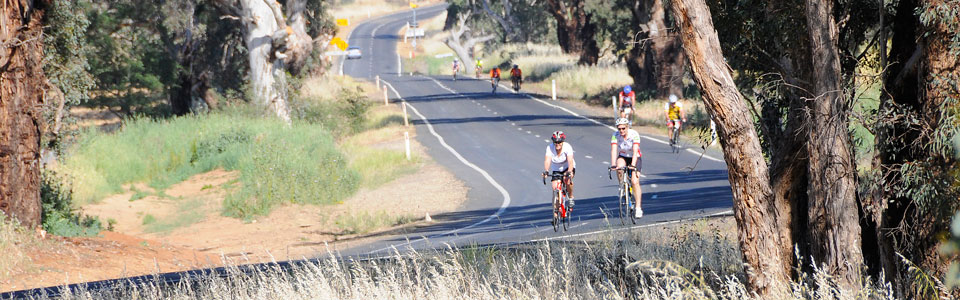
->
[[510, 68, 522, 78], [490, 68, 501, 78], [545, 142, 575, 172], [611, 129, 642, 158], [665, 101, 683, 120], [620, 91, 636, 107]]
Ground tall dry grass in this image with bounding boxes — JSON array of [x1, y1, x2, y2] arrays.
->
[[20, 220, 906, 300]]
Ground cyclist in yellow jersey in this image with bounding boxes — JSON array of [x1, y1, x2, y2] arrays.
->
[[665, 94, 686, 134]]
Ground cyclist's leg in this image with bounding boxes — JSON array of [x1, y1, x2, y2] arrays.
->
[[565, 168, 575, 206], [615, 156, 627, 181], [631, 156, 643, 212]]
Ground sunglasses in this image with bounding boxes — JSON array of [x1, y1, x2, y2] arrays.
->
[[617, 127, 628, 130]]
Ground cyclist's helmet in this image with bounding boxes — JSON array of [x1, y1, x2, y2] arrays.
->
[[623, 85, 632, 94], [669, 94, 678, 103], [513, 64, 519, 69], [454, 58, 459, 62], [551, 131, 566, 143], [615, 118, 631, 126]]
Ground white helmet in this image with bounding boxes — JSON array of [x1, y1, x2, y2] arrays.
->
[[669, 94, 678, 103], [615, 118, 630, 126]]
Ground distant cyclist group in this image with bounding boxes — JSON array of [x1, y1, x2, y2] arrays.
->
[[457, 58, 522, 93], [541, 84, 686, 229]]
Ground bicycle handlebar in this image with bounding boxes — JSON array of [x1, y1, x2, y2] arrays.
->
[[608, 166, 637, 180]]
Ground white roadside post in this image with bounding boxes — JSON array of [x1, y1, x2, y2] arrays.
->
[[383, 86, 389, 105], [402, 102, 409, 126], [404, 132, 411, 160], [612, 96, 618, 116], [376, 75, 380, 89], [551, 80, 557, 100]]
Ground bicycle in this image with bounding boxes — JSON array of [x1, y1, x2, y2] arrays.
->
[[512, 77, 522, 92], [609, 166, 639, 225], [668, 120, 682, 153], [475, 66, 482, 79], [543, 171, 572, 232], [453, 66, 459, 81], [491, 77, 500, 93]]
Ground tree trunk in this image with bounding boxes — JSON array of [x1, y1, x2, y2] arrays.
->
[[646, 0, 684, 97], [240, 0, 291, 123], [802, 0, 864, 288], [445, 10, 495, 75], [0, 0, 47, 229], [670, 0, 790, 295], [283, 0, 312, 75], [479, 0, 521, 42], [625, 0, 684, 98], [545, 0, 600, 65]]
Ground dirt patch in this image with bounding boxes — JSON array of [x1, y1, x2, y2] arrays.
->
[[1, 231, 217, 292], [6, 121, 467, 293]]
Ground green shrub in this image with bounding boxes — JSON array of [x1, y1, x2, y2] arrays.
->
[[60, 112, 361, 220], [40, 170, 101, 237]]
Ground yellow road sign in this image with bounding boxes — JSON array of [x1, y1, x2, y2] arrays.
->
[[410, 2, 418, 8], [331, 37, 348, 50], [336, 18, 349, 26]]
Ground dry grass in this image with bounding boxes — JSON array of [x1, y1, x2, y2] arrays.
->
[[0, 213, 37, 282], [18, 217, 909, 299]]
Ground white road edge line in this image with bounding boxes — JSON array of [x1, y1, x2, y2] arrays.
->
[[369, 80, 512, 255], [530, 209, 733, 242]]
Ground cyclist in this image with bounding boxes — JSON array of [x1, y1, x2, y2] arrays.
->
[[489, 66, 502, 92], [452, 58, 461, 80], [610, 117, 643, 218], [618, 85, 636, 120], [475, 59, 483, 78], [665, 94, 686, 141], [510, 64, 523, 91], [543, 131, 576, 208]]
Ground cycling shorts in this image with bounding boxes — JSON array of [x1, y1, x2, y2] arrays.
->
[[667, 119, 682, 127], [550, 168, 575, 181], [617, 155, 642, 174]]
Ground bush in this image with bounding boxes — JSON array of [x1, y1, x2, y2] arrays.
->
[[59, 112, 361, 220], [40, 170, 102, 237]]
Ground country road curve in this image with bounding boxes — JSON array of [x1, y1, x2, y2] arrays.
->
[[336, 4, 734, 258]]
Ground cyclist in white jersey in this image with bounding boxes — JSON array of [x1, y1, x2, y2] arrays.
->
[[543, 131, 576, 207], [609, 117, 643, 217]]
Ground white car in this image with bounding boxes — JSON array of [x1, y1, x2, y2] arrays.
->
[[346, 47, 362, 59]]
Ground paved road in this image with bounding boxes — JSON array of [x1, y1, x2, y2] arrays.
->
[[337, 5, 733, 257]]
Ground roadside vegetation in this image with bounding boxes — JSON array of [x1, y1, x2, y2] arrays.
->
[[53, 74, 419, 225], [20, 218, 907, 299]]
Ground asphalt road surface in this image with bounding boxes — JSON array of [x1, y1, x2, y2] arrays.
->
[[338, 4, 733, 257]]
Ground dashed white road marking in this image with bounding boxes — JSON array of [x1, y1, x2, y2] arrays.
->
[[585, 155, 593, 159], [652, 195, 658, 199], [526, 131, 531, 134], [602, 161, 609, 164], [651, 184, 658, 188], [535, 135, 540, 138], [517, 128, 522, 131], [544, 139, 550, 143], [511, 122, 516, 126]]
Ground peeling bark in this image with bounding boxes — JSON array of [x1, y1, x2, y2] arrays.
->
[[0, 0, 47, 229], [803, 0, 864, 288], [670, 0, 790, 295]]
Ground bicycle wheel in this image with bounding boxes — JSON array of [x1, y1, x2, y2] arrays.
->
[[618, 181, 629, 225], [562, 200, 570, 231], [553, 191, 561, 232], [672, 127, 681, 153]]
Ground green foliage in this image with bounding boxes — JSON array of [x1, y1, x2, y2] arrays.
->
[[59, 112, 360, 220], [40, 171, 101, 237], [941, 212, 960, 289], [291, 87, 371, 137]]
